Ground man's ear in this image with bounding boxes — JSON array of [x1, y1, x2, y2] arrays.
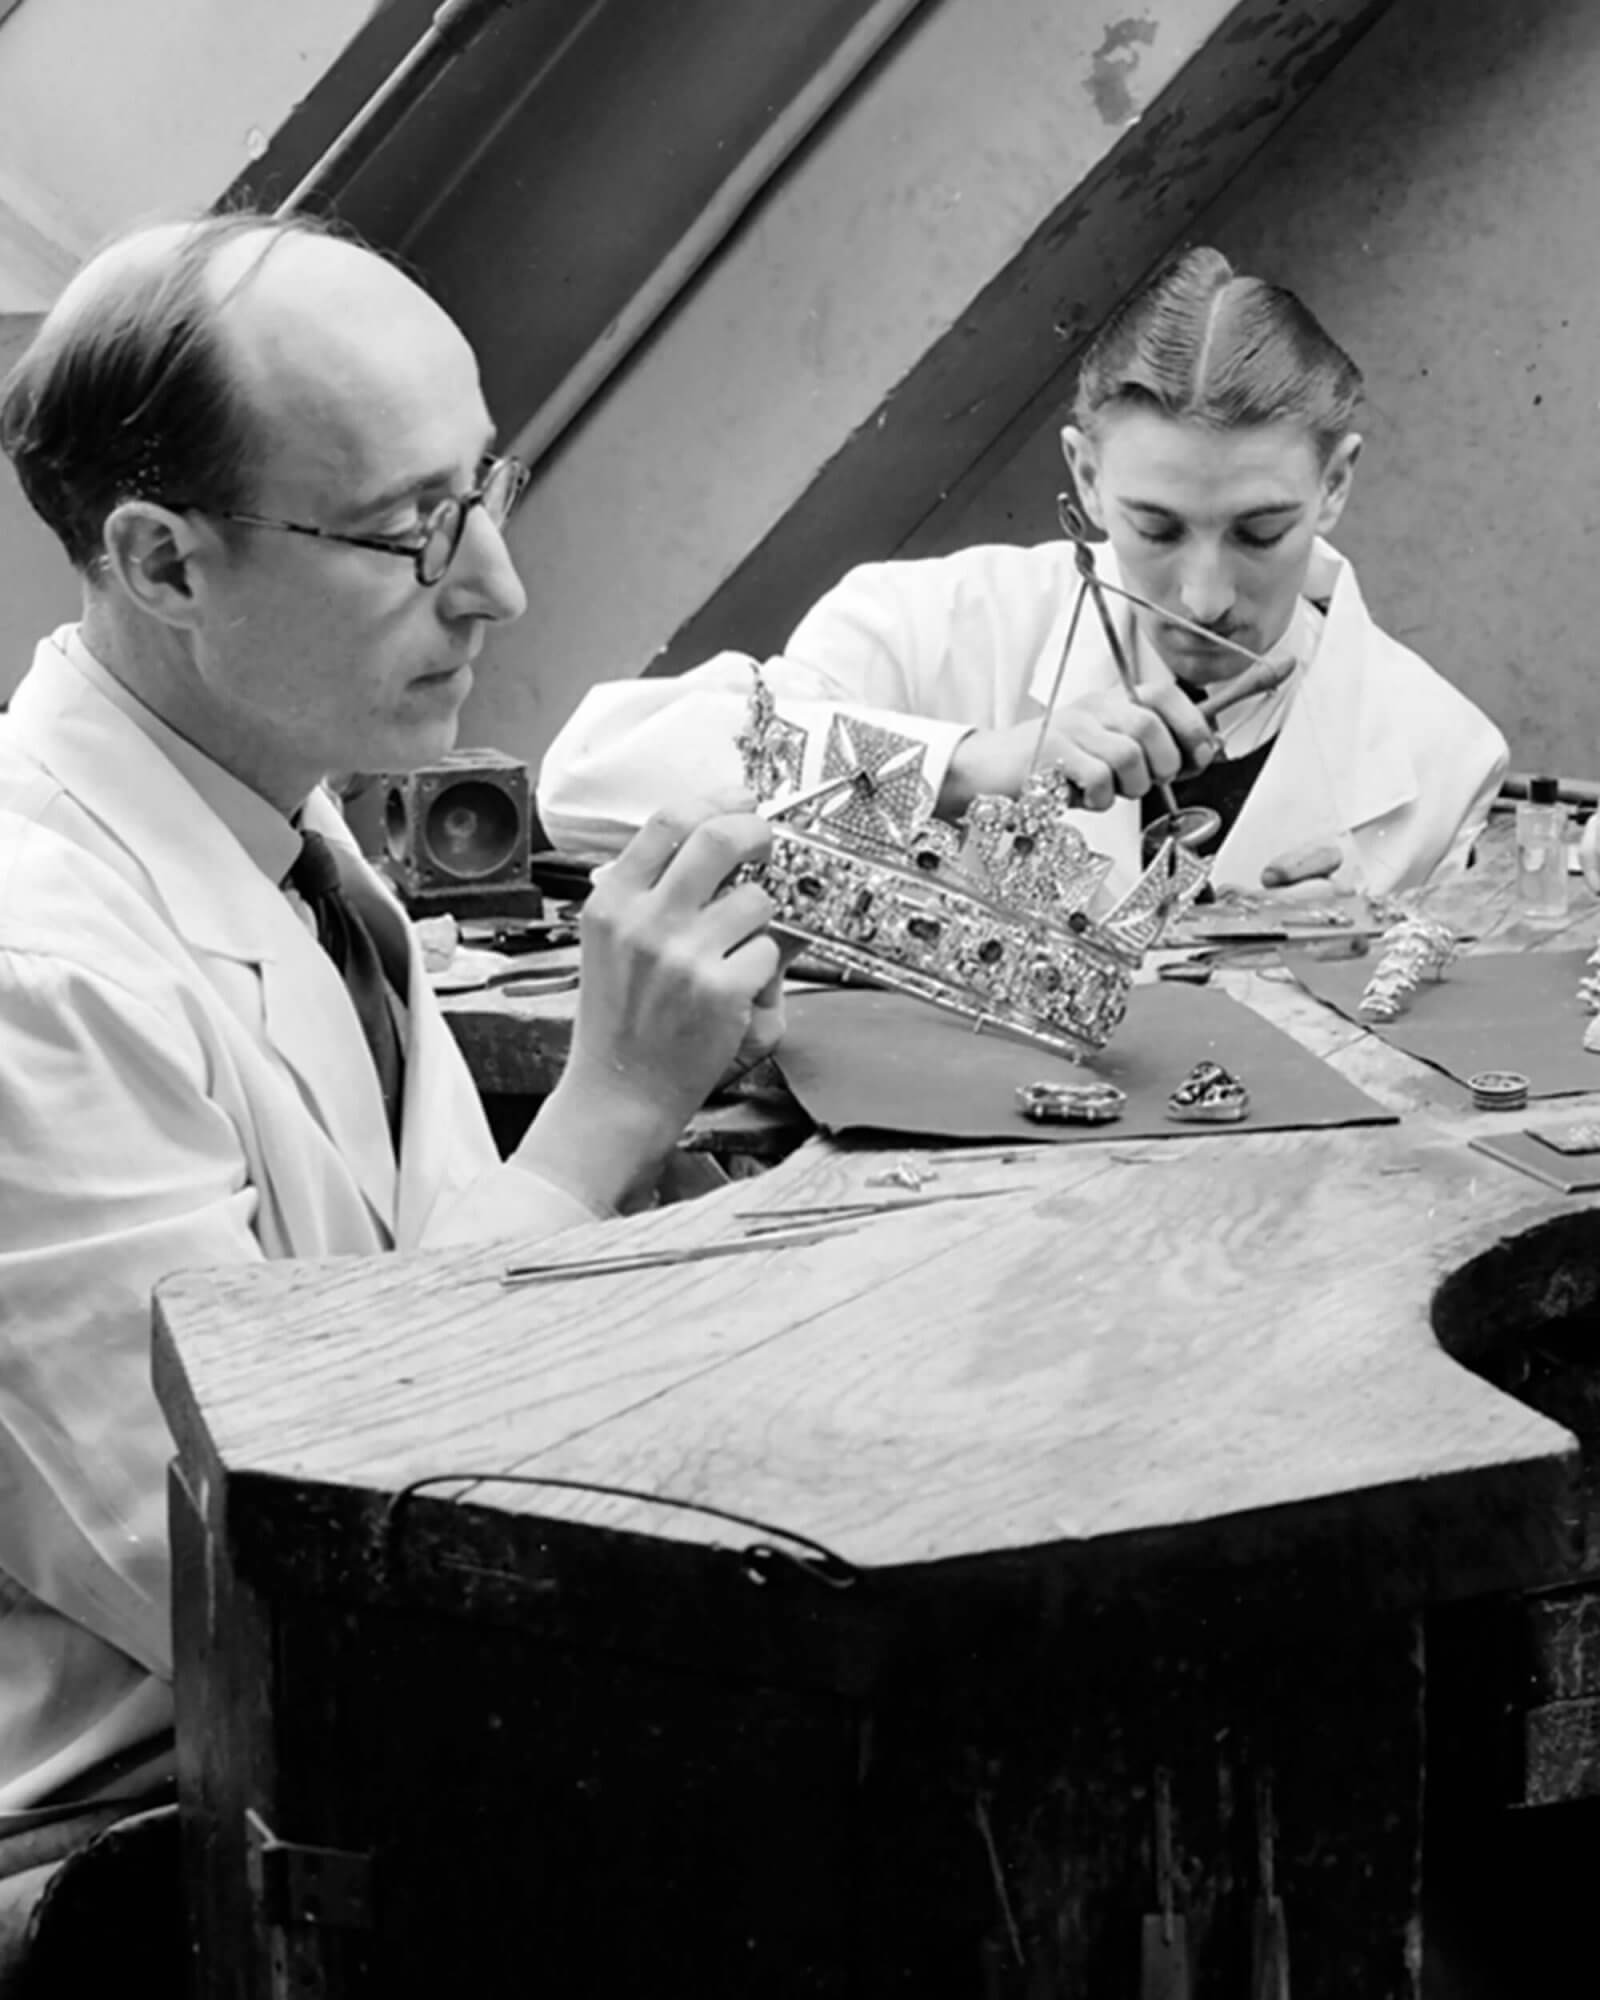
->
[[1315, 432, 1362, 538], [1059, 424, 1107, 533], [101, 502, 208, 628]]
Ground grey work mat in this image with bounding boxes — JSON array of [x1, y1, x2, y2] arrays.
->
[[775, 983, 1396, 1143], [1287, 948, 1600, 1099]]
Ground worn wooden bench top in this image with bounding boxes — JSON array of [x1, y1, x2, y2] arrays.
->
[[155, 820, 1600, 1603]]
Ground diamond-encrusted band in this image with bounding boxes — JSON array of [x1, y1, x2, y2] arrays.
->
[[740, 671, 1210, 1057]]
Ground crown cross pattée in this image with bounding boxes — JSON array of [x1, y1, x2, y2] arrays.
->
[[736, 666, 1210, 1057]]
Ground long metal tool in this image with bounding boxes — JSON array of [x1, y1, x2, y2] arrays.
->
[[502, 1222, 861, 1287], [1050, 489, 1299, 692], [736, 1184, 1031, 1230], [1053, 483, 1184, 824], [275, 0, 524, 216], [757, 770, 868, 820]]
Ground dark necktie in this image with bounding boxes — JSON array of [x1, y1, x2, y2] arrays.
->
[[288, 831, 405, 1142]]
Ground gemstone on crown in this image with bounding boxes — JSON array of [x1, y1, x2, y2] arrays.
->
[[738, 669, 1211, 1058]]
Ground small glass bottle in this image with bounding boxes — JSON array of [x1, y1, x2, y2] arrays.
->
[[1516, 775, 1569, 921]]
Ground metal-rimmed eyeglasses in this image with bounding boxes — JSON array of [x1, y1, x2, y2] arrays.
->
[[166, 455, 528, 587]]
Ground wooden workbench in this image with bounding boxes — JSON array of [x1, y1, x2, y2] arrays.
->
[[156, 821, 1600, 1997]]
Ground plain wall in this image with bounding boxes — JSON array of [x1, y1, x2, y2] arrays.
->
[[0, 0, 377, 692], [0, 0, 374, 270], [8, 0, 1595, 775], [934, 0, 1600, 776]]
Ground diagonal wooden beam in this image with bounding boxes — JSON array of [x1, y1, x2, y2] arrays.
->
[[647, 0, 1399, 681]]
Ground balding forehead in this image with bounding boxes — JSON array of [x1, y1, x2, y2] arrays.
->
[[47, 219, 207, 328], [207, 232, 460, 389], [205, 227, 425, 317], [200, 230, 488, 506], [42, 219, 415, 349]]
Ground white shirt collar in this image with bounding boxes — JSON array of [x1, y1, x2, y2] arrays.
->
[[52, 626, 303, 887]]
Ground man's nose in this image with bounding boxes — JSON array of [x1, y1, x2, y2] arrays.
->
[[1175, 545, 1236, 627], [443, 505, 527, 624]]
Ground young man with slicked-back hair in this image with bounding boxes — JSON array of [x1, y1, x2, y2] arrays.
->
[[543, 247, 1506, 900]]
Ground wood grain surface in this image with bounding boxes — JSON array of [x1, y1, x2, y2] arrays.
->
[[156, 819, 1600, 1593], [158, 818, 1600, 2000]]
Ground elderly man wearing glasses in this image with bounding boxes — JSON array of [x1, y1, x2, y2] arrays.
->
[[0, 214, 781, 1825]]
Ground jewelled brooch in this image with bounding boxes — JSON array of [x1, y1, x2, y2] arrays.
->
[[1166, 1060, 1251, 1124]]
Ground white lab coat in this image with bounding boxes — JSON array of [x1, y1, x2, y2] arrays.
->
[[0, 633, 599, 1812], [539, 539, 1508, 897]]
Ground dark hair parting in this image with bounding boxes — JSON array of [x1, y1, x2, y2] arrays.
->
[[1073, 245, 1362, 464]]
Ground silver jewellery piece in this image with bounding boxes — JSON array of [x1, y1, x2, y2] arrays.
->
[[1166, 1060, 1251, 1124], [1015, 1080, 1127, 1126], [1583, 939, 1600, 1054], [1357, 915, 1457, 1022], [738, 669, 1212, 1059], [1467, 1069, 1529, 1113], [1578, 942, 1600, 1021], [1532, 1120, 1600, 1155], [866, 1155, 938, 1189], [736, 670, 805, 800]]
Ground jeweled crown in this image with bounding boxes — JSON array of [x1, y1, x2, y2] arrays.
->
[[737, 671, 1210, 1057]]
